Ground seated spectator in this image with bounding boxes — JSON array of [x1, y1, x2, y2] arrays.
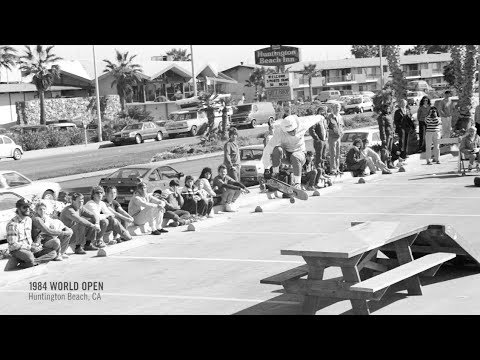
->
[[196, 179, 214, 218], [181, 175, 209, 218], [361, 139, 392, 174], [212, 164, 250, 212], [196, 167, 220, 205], [85, 186, 132, 245], [7, 199, 58, 269], [162, 179, 191, 226], [32, 200, 73, 261], [459, 126, 480, 170], [60, 193, 101, 254], [345, 138, 369, 177], [301, 151, 319, 190], [128, 182, 168, 235], [103, 186, 134, 229]]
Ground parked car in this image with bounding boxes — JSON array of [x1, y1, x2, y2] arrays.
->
[[230, 102, 276, 129], [344, 96, 374, 114], [0, 191, 24, 241], [407, 91, 427, 106], [407, 80, 433, 92], [154, 121, 169, 140], [360, 91, 376, 99], [165, 109, 209, 137], [340, 128, 381, 148], [110, 122, 163, 145], [315, 90, 341, 103], [0, 135, 23, 161], [239, 145, 265, 185], [0, 170, 61, 200], [99, 163, 184, 205]]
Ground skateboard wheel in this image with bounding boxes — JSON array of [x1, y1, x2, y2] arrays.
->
[[289, 197, 295, 204]]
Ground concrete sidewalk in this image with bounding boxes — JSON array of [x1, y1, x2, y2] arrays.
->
[[21, 141, 113, 161]]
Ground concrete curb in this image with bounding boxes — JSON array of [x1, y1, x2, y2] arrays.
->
[[0, 262, 49, 288], [22, 141, 112, 161]]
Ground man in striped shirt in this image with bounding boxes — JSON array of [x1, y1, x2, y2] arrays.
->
[[424, 107, 442, 165]]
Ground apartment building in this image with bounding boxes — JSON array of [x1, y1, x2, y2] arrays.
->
[[288, 53, 452, 100]]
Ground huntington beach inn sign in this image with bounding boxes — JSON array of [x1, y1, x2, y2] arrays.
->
[[254, 45, 301, 66]]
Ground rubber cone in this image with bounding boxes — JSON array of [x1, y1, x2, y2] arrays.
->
[[312, 190, 320, 196], [97, 248, 107, 257], [187, 224, 196, 231], [474, 177, 480, 187], [358, 178, 366, 184], [254, 206, 263, 212], [398, 166, 406, 172]]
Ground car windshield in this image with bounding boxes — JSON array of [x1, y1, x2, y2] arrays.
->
[[241, 149, 263, 161], [109, 168, 150, 179], [123, 124, 143, 131], [341, 132, 368, 142], [234, 105, 252, 113], [172, 112, 195, 121], [348, 98, 362, 105]]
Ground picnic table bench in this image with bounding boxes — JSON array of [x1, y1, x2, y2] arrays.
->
[[261, 221, 457, 315]]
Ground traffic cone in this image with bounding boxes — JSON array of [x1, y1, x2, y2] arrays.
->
[[474, 177, 480, 187], [254, 206, 263, 212], [97, 248, 107, 257], [399, 166, 406, 172], [187, 224, 196, 231], [312, 190, 320, 196], [358, 178, 366, 184]]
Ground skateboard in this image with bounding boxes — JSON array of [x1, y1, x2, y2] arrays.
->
[[265, 178, 308, 203]]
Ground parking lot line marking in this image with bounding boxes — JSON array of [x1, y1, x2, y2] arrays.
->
[[356, 182, 466, 186], [196, 231, 329, 236], [322, 195, 480, 199], [0, 289, 300, 305], [109, 255, 304, 264], [262, 212, 480, 217]]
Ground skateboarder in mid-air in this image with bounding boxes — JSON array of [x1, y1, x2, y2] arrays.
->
[[262, 114, 326, 189]]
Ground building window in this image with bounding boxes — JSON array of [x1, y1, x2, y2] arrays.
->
[[383, 65, 388, 72]]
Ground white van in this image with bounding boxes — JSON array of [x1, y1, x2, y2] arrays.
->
[[230, 102, 276, 128], [315, 90, 341, 103], [165, 109, 208, 137]]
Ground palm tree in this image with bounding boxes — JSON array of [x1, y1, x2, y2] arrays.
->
[[103, 50, 144, 113], [18, 45, 62, 125], [300, 64, 321, 101], [245, 67, 274, 101], [0, 46, 18, 82], [166, 48, 191, 61]]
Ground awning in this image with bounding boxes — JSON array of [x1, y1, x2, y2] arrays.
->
[[205, 76, 237, 85]]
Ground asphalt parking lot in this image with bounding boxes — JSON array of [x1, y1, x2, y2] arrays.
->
[[2, 153, 480, 315]]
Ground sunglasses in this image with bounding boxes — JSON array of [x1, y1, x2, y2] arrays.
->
[[20, 205, 30, 210]]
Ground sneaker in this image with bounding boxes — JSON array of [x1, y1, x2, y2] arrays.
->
[[314, 184, 323, 189], [53, 255, 63, 261], [158, 228, 169, 233], [306, 185, 316, 191], [224, 204, 235, 212], [426, 161, 432, 165], [436, 160, 441, 164], [95, 241, 107, 248], [107, 239, 117, 246], [382, 169, 392, 175], [62, 254, 69, 259], [207, 214, 214, 218], [84, 244, 98, 251], [370, 171, 376, 175], [151, 230, 162, 235], [293, 183, 302, 189], [75, 247, 87, 255], [170, 221, 180, 227]]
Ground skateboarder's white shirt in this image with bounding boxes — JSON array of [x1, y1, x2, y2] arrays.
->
[[262, 115, 325, 169]]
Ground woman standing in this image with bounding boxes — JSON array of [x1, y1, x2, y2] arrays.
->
[[424, 107, 442, 165], [416, 96, 431, 152], [393, 99, 415, 159]]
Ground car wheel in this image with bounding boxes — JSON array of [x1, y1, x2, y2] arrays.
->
[[13, 149, 22, 160], [268, 117, 274, 127], [190, 126, 197, 137], [135, 134, 142, 144], [42, 190, 55, 200], [250, 119, 256, 128], [155, 131, 163, 141], [359, 107, 364, 113]]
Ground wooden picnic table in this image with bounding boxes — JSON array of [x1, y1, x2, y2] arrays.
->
[[263, 221, 456, 315]]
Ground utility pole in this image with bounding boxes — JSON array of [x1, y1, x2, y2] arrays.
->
[[190, 45, 197, 97], [379, 45, 384, 89], [92, 45, 103, 142]]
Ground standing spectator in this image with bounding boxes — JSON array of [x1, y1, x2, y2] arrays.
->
[[475, 104, 480, 136], [437, 90, 454, 138], [60, 193, 101, 254], [459, 126, 480, 170], [416, 96, 431, 152], [424, 107, 442, 165], [309, 106, 329, 184], [361, 139, 392, 174], [301, 151, 319, 190], [7, 199, 58, 269], [32, 200, 73, 261], [224, 127, 241, 181], [345, 138, 370, 177], [103, 186, 134, 229], [326, 103, 344, 175], [162, 179, 191, 226], [128, 182, 167, 235], [213, 164, 249, 212], [263, 122, 274, 147], [393, 99, 415, 159], [377, 104, 395, 169], [182, 175, 209, 218]]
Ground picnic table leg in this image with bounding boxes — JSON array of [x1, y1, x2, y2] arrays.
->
[[301, 258, 325, 315], [341, 266, 370, 315], [394, 238, 422, 296]]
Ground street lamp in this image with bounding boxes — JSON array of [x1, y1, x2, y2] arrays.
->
[[190, 45, 197, 97], [92, 45, 103, 142]]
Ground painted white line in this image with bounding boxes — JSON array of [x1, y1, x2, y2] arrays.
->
[[109, 255, 304, 264], [0, 289, 300, 305], [323, 195, 480, 199], [197, 231, 330, 236], [360, 182, 466, 185], [262, 212, 480, 217]]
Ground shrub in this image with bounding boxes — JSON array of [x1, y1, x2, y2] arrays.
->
[[16, 131, 49, 151], [102, 117, 137, 140], [119, 107, 154, 122]]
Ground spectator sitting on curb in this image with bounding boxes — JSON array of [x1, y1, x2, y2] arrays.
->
[[32, 200, 73, 261], [103, 186, 134, 229], [213, 164, 250, 212], [301, 151, 319, 191], [345, 138, 370, 177], [60, 193, 101, 254], [361, 139, 392, 174], [196, 167, 220, 205], [128, 182, 168, 235], [6, 198, 58, 269], [162, 179, 192, 226], [196, 179, 214, 218], [459, 126, 480, 170], [224, 127, 241, 182], [182, 175, 209, 219]]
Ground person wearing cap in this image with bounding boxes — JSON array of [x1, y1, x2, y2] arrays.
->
[[459, 126, 480, 170], [326, 103, 345, 175], [262, 112, 326, 188], [6, 199, 58, 269], [345, 138, 370, 177], [224, 127, 241, 182], [128, 182, 168, 235], [301, 151, 319, 190], [162, 179, 192, 226], [213, 164, 249, 212]]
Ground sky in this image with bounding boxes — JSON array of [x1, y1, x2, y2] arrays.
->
[[12, 45, 415, 73]]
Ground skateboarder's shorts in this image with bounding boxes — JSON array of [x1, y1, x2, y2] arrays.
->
[[271, 146, 305, 176]]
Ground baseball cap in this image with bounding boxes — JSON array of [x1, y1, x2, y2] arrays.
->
[[16, 198, 31, 209], [170, 179, 180, 187], [281, 115, 298, 132]]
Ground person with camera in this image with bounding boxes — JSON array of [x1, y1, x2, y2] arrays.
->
[[459, 126, 480, 170]]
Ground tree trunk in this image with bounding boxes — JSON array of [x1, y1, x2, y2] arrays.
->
[[384, 45, 407, 103], [459, 45, 477, 127], [309, 78, 313, 102], [221, 110, 228, 140], [39, 90, 46, 125]]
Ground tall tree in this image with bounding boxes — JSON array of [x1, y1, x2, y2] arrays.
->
[[351, 45, 381, 58], [458, 45, 477, 120], [245, 66, 274, 101], [18, 45, 62, 125], [450, 45, 465, 96], [103, 50, 144, 112], [443, 61, 455, 88], [166, 48, 191, 61], [403, 45, 452, 55], [383, 45, 407, 102], [300, 64, 321, 101], [0, 46, 18, 82]]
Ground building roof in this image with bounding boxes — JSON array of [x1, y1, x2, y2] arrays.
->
[[288, 53, 452, 72], [0, 83, 82, 94]]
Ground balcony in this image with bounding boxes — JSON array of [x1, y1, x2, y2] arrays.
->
[[405, 70, 421, 77], [325, 74, 354, 83]]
